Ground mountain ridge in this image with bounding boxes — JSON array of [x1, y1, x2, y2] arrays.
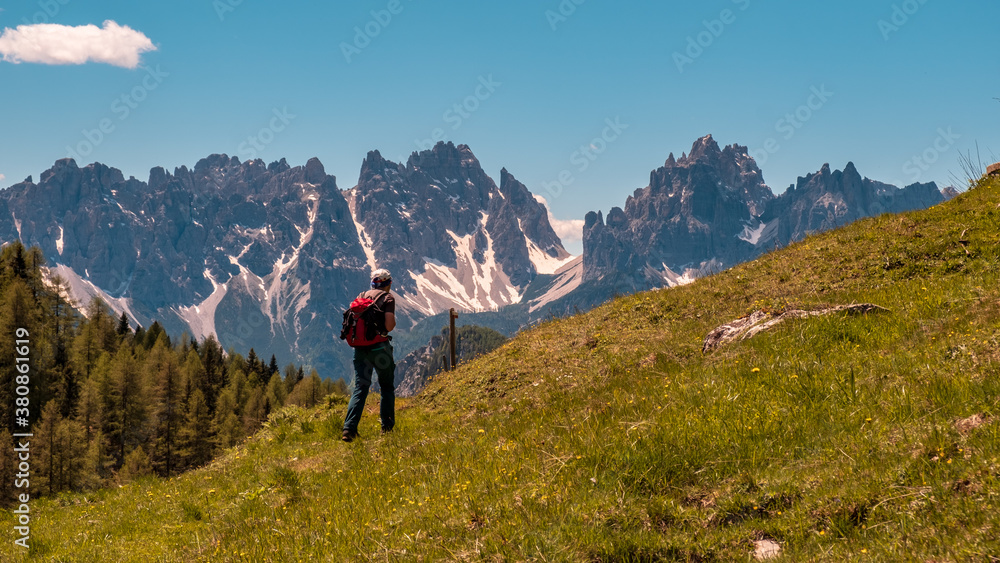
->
[[581, 134, 949, 292], [0, 136, 953, 384], [0, 143, 571, 381]]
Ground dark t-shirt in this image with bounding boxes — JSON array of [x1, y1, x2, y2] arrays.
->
[[359, 289, 395, 315]]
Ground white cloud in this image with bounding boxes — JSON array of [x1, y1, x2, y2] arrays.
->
[[534, 194, 585, 247], [0, 174, 5, 183], [0, 20, 156, 69]]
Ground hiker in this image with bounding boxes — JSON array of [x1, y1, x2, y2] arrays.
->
[[341, 268, 397, 442]]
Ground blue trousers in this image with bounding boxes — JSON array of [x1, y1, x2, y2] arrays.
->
[[343, 342, 395, 434]]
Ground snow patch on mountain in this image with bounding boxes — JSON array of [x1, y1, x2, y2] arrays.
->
[[525, 237, 575, 275], [56, 226, 64, 255], [45, 263, 142, 326], [529, 256, 583, 313], [347, 189, 378, 273], [659, 258, 723, 288], [175, 270, 228, 342], [401, 214, 522, 316], [738, 220, 767, 245], [260, 186, 319, 343]]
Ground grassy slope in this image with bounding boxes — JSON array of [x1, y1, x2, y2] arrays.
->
[[3, 178, 1000, 562]]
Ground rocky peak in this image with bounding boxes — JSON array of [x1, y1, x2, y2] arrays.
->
[[351, 142, 572, 315], [684, 134, 722, 163], [148, 166, 170, 189], [757, 162, 946, 251], [267, 158, 290, 174], [407, 141, 476, 170], [585, 135, 775, 284], [193, 154, 236, 173], [304, 157, 326, 184], [39, 158, 79, 184], [358, 150, 397, 183]]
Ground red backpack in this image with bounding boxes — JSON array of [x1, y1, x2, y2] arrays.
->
[[340, 292, 390, 347]]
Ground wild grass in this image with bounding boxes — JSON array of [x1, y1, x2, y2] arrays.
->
[[3, 176, 1000, 561]]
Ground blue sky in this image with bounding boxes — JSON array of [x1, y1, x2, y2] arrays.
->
[[1, 0, 997, 253]]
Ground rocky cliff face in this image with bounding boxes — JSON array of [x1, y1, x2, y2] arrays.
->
[[751, 162, 945, 250], [581, 135, 947, 291], [349, 143, 572, 319], [2, 155, 370, 377], [583, 134, 772, 285], [0, 143, 570, 380], [2, 134, 950, 383]]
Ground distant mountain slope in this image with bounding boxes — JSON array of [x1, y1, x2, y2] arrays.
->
[[0, 143, 570, 380], [577, 135, 948, 308], [348, 144, 572, 320], [0, 135, 952, 384], [393, 325, 508, 397]]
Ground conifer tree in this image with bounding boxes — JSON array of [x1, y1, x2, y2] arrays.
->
[[35, 400, 60, 495], [149, 341, 183, 476], [265, 372, 287, 413], [246, 348, 269, 388], [76, 374, 101, 443], [54, 417, 87, 492], [116, 312, 130, 337], [288, 372, 324, 408], [143, 321, 167, 350], [119, 445, 153, 484], [133, 324, 146, 346], [200, 334, 225, 411], [212, 386, 243, 450], [71, 297, 117, 380], [80, 429, 110, 490], [0, 243, 322, 499], [177, 388, 213, 469], [105, 346, 149, 466], [268, 354, 279, 378], [283, 363, 299, 394], [243, 386, 267, 434], [246, 348, 260, 378], [329, 370, 349, 396], [183, 349, 208, 407], [39, 275, 76, 416]]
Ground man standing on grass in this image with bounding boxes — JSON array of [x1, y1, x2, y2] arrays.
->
[[341, 268, 397, 442]]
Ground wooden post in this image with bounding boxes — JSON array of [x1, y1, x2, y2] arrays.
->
[[449, 308, 458, 371]]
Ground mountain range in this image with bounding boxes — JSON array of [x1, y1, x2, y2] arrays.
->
[[0, 136, 951, 381], [581, 134, 950, 289]]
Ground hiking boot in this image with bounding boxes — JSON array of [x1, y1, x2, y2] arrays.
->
[[341, 430, 357, 442]]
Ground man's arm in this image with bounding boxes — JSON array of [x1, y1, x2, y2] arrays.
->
[[384, 312, 396, 332]]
